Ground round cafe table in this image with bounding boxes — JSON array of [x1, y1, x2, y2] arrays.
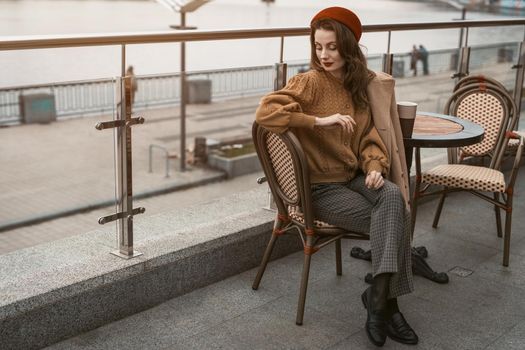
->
[[405, 112, 484, 283], [405, 111, 485, 166]]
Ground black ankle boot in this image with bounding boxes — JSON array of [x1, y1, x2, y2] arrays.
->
[[385, 299, 419, 345], [361, 287, 387, 347]]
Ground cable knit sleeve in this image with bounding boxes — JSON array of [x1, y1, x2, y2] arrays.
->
[[359, 122, 390, 176], [255, 73, 317, 134]]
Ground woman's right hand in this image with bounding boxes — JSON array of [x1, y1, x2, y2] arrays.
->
[[315, 114, 356, 133]]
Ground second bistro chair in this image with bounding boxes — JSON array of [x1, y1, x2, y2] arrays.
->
[[452, 75, 519, 163], [446, 82, 516, 165], [251, 122, 370, 325], [412, 85, 525, 267]]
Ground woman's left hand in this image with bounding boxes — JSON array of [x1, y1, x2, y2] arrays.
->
[[365, 170, 384, 190]]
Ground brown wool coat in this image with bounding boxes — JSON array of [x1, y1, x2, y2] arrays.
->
[[366, 72, 410, 208]]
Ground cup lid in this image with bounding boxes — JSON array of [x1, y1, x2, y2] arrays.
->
[[397, 101, 418, 107]]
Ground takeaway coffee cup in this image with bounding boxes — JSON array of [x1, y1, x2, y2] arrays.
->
[[397, 101, 418, 138]]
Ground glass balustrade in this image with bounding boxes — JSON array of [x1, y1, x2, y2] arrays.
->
[[0, 76, 118, 254], [0, 20, 523, 256]]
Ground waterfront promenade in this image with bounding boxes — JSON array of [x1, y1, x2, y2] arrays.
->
[[1, 64, 524, 349], [0, 63, 520, 254]]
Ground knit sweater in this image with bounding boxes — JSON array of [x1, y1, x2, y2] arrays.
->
[[255, 69, 390, 184]]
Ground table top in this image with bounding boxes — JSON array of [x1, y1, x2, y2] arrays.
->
[[406, 111, 485, 148]]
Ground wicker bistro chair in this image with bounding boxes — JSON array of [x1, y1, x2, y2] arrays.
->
[[412, 85, 525, 267], [452, 75, 520, 160], [453, 75, 508, 94], [251, 122, 370, 325], [446, 83, 517, 165]]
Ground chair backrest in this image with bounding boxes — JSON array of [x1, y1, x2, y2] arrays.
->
[[445, 84, 512, 168], [454, 75, 519, 132], [252, 122, 315, 228], [454, 75, 507, 93]]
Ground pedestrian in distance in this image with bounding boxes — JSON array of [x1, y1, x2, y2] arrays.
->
[[125, 65, 138, 108], [418, 45, 429, 75], [410, 45, 419, 76], [255, 6, 418, 347]]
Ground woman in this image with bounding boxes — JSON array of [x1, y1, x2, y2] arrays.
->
[[255, 7, 418, 347]]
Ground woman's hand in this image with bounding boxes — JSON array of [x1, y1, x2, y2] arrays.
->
[[315, 114, 356, 134], [365, 170, 384, 190]]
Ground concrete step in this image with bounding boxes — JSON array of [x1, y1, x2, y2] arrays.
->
[[0, 188, 302, 350]]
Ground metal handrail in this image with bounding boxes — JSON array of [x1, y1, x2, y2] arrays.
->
[[1, 19, 525, 51]]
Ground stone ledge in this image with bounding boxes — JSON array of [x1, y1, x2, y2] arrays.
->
[[0, 188, 302, 350]]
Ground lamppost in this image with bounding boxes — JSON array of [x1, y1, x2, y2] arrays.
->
[[156, 0, 212, 171]]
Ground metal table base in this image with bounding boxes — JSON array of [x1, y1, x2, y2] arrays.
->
[[350, 246, 449, 284]]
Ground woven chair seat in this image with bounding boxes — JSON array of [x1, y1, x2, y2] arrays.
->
[[422, 164, 505, 192], [288, 207, 336, 228]]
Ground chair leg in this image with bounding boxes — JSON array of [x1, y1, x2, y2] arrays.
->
[[335, 239, 342, 276], [411, 146, 422, 237], [432, 188, 448, 228], [296, 250, 313, 326], [410, 184, 420, 236], [252, 230, 280, 290], [494, 193, 502, 238], [503, 207, 512, 267]]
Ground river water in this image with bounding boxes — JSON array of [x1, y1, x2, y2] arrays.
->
[[0, 0, 522, 87]]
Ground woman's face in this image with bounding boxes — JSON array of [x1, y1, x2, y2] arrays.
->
[[314, 28, 345, 79]]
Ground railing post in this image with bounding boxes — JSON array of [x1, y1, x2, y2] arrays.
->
[[456, 46, 471, 81], [95, 76, 145, 259], [453, 25, 470, 82], [113, 76, 144, 258], [513, 41, 525, 124], [274, 62, 287, 91], [457, 7, 467, 48], [383, 31, 393, 76], [382, 53, 394, 75], [180, 14, 187, 172]]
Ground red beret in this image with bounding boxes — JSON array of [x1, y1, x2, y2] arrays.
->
[[311, 7, 362, 42]]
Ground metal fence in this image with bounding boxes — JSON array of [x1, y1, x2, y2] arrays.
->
[[0, 41, 520, 126]]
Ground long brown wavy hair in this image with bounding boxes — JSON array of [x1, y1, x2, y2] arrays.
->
[[310, 18, 375, 113]]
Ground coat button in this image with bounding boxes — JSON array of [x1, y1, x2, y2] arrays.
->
[[344, 141, 348, 146]]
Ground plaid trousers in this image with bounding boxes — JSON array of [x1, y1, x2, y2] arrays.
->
[[311, 175, 414, 298]]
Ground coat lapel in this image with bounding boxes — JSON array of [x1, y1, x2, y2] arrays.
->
[[367, 72, 411, 207], [367, 74, 394, 147]]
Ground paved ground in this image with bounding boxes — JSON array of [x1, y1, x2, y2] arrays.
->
[[0, 63, 521, 255], [45, 169, 525, 350]]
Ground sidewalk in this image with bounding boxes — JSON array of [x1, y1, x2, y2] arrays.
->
[[0, 93, 263, 254], [45, 169, 525, 350], [0, 94, 262, 229]]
